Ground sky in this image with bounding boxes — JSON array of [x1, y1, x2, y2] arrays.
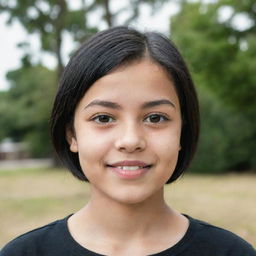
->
[[0, 1, 179, 91]]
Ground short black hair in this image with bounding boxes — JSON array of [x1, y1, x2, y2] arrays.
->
[[50, 26, 199, 183]]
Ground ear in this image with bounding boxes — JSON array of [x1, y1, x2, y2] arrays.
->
[[66, 127, 78, 153]]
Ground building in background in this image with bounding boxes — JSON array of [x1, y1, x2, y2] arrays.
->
[[0, 138, 29, 160]]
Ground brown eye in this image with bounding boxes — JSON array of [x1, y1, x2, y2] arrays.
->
[[145, 114, 169, 123], [92, 115, 114, 124]]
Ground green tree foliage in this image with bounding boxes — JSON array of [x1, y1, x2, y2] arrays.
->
[[0, 63, 56, 157], [0, 91, 11, 140], [0, 0, 166, 77], [0, 0, 167, 158], [0, 0, 96, 158], [171, 0, 256, 172], [0, 0, 95, 78]]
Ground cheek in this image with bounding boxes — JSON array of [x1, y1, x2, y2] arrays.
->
[[149, 127, 181, 165], [75, 129, 112, 168], [151, 124, 181, 149]]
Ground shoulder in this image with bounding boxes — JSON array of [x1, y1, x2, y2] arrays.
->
[[0, 216, 71, 256], [187, 216, 256, 255]]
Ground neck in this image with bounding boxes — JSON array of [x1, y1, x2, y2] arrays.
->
[[68, 186, 189, 255], [75, 187, 174, 239]]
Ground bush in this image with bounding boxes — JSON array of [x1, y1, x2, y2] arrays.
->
[[189, 87, 255, 173]]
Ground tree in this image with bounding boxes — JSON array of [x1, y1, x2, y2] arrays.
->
[[0, 0, 170, 158], [0, 0, 95, 80], [171, 0, 256, 112], [0, 0, 168, 80], [0, 62, 56, 157], [170, 0, 256, 172]]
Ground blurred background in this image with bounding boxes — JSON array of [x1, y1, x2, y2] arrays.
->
[[0, 0, 255, 174], [0, 0, 255, 247]]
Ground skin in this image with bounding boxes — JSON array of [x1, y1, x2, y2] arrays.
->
[[67, 59, 189, 255]]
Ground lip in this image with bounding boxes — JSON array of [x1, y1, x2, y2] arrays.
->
[[106, 160, 152, 179], [108, 160, 150, 167]]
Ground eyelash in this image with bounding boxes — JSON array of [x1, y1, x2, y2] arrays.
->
[[91, 113, 170, 124], [91, 114, 115, 124], [144, 113, 170, 123]]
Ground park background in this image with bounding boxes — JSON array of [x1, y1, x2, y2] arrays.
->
[[0, 0, 255, 248]]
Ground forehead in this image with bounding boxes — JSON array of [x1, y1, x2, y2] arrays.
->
[[77, 59, 180, 109]]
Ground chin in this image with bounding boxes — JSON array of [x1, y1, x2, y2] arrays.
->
[[110, 188, 159, 206]]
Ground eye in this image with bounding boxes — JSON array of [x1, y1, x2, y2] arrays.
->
[[144, 114, 169, 123], [92, 114, 115, 124]]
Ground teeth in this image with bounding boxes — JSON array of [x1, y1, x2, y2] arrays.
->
[[116, 166, 142, 170]]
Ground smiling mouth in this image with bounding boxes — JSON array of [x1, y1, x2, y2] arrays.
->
[[106, 164, 152, 179], [106, 165, 152, 170]]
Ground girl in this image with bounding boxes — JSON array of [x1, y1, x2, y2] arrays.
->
[[1, 26, 255, 256]]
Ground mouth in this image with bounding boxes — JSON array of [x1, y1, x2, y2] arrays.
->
[[106, 161, 152, 179], [106, 165, 152, 170]]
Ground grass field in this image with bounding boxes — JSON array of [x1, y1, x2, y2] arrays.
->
[[0, 168, 255, 248]]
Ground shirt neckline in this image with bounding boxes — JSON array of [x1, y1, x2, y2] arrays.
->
[[60, 214, 197, 256]]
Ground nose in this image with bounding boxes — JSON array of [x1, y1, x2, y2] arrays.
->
[[115, 122, 146, 153]]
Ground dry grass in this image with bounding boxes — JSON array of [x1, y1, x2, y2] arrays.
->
[[0, 168, 255, 247], [165, 174, 256, 246]]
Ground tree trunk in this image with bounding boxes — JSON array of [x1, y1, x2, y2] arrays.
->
[[103, 0, 113, 27], [55, 0, 67, 81]]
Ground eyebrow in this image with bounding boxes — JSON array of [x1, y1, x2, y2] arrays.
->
[[84, 100, 121, 110], [84, 99, 175, 110], [141, 99, 175, 109]]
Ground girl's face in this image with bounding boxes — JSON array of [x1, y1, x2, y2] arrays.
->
[[68, 59, 182, 204]]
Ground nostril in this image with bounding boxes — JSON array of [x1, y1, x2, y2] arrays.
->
[[114, 128, 146, 152]]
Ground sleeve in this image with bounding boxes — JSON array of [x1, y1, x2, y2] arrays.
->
[[0, 239, 30, 256], [0, 218, 69, 256], [0, 230, 41, 256], [229, 239, 256, 256]]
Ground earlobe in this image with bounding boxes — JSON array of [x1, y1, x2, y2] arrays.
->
[[70, 137, 78, 153], [66, 128, 78, 153]]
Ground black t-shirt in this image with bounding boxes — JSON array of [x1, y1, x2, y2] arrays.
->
[[1, 215, 255, 256]]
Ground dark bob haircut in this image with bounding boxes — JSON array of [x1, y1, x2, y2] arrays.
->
[[50, 26, 199, 184]]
